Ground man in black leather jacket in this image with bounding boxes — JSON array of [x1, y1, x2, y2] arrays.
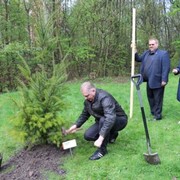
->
[[65, 81, 128, 160]]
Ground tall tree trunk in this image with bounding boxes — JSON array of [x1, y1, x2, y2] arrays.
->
[[4, 0, 9, 45]]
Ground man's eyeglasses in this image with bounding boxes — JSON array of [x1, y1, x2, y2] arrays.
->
[[149, 44, 155, 46]]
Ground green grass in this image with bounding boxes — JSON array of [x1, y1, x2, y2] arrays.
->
[[0, 92, 24, 161], [0, 74, 180, 180]]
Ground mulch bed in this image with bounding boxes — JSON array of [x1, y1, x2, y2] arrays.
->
[[0, 144, 68, 180]]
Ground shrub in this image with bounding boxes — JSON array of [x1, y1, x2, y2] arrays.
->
[[12, 59, 68, 147]]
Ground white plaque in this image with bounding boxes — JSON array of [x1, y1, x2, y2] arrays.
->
[[62, 139, 77, 150]]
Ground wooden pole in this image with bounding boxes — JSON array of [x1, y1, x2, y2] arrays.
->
[[130, 8, 136, 119]]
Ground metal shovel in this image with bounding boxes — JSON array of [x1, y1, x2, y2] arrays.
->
[[131, 74, 161, 165]]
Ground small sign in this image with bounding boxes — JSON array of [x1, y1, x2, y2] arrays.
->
[[62, 139, 77, 150]]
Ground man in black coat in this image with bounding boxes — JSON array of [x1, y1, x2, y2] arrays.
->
[[172, 61, 180, 101], [65, 81, 128, 160], [134, 38, 170, 120]]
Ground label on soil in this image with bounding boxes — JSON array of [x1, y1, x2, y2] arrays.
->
[[62, 139, 77, 150]]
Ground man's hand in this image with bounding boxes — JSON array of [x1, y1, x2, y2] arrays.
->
[[63, 125, 79, 135], [131, 43, 137, 53], [94, 135, 104, 148], [172, 68, 178, 75], [161, 81, 167, 86]]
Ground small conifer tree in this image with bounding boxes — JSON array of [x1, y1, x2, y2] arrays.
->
[[12, 59, 68, 147]]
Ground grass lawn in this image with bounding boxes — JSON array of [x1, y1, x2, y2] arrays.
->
[[0, 74, 179, 180]]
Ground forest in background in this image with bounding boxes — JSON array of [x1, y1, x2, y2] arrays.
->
[[0, 0, 179, 92]]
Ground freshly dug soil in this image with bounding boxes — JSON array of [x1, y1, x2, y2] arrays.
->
[[0, 144, 67, 180]]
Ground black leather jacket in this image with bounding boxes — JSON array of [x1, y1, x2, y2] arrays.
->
[[75, 89, 127, 138]]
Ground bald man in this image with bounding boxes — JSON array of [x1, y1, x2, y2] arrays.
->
[[65, 82, 128, 160]]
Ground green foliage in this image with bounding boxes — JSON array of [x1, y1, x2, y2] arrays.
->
[[169, 0, 180, 15], [12, 58, 68, 147], [172, 40, 180, 55], [68, 0, 131, 77], [0, 0, 180, 85], [0, 42, 27, 92], [0, 0, 27, 45], [171, 39, 180, 68]]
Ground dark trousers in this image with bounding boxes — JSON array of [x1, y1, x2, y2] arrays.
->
[[177, 78, 180, 102], [84, 116, 127, 152], [146, 83, 165, 118]]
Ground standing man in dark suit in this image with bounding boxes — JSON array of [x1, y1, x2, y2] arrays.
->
[[134, 38, 170, 120]]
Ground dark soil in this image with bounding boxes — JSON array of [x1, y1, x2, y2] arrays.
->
[[0, 144, 68, 180]]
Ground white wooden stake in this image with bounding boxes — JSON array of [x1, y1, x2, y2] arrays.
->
[[130, 8, 136, 119]]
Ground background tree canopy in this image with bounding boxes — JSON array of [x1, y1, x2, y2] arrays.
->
[[0, 0, 179, 92]]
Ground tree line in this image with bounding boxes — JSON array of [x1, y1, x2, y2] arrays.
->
[[0, 0, 179, 92]]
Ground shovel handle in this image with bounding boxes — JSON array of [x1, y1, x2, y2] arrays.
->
[[131, 74, 143, 89]]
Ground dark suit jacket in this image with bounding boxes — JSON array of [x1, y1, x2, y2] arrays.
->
[[135, 49, 170, 89], [174, 61, 180, 101], [176, 62, 180, 72]]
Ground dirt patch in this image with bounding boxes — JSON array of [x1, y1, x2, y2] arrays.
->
[[0, 144, 68, 180]]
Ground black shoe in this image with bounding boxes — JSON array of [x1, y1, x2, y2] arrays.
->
[[109, 138, 116, 143], [89, 149, 107, 160], [109, 132, 118, 143], [153, 116, 162, 121]]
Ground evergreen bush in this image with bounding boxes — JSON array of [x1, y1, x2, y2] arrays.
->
[[12, 59, 68, 147]]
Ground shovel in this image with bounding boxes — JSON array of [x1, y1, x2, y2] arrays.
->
[[131, 74, 161, 165]]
